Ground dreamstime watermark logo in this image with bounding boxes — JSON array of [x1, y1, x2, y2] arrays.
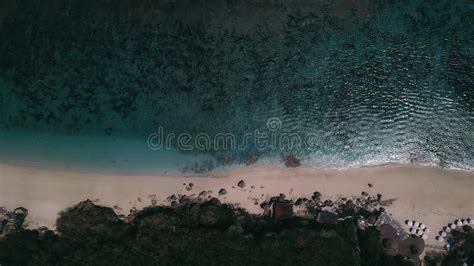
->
[[266, 117, 282, 132], [147, 117, 320, 152]]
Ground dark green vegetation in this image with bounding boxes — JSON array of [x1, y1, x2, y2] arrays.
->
[[425, 226, 474, 266], [0, 199, 415, 266]]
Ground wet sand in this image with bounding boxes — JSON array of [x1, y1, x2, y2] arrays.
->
[[0, 162, 472, 246]]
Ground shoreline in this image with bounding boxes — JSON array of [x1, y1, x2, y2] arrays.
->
[[0, 162, 473, 246]]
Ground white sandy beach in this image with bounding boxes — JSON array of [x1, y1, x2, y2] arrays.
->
[[0, 162, 473, 246]]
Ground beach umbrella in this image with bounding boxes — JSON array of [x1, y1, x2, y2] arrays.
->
[[456, 220, 463, 226], [469, 218, 474, 225], [436, 236, 444, 242], [421, 234, 428, 240], [399, 236, 425, 259], [417, 230, 423, 236], [414, 221, 419, 227], [409, 228, 415, 233], [462, 219, 468, 225], [444, 226, 451, 233], [450, 223, 456, 230], [420, 224, 426, 230], [381, 238, 400, 256], [406, 220, 413, 226], [440, 232, 447, 237], [378, 224, 400, 256]]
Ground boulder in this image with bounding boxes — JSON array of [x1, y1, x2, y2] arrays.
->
[[284, 154, 301, 168], [312, 191, 321, 201], [295, 198, 308, 206]]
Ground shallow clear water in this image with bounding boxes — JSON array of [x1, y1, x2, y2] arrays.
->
[[0, 0, 472, 173]]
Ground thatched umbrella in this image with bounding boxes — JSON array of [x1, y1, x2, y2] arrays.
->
[[378, 224, 400, 256], [382, 238, 400, 256], [399, 236, 425, 259]]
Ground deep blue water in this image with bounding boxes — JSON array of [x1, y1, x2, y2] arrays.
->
[[0, 0, 472, 173]]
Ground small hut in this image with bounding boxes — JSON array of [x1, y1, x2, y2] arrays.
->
[[270, 201, 293, 220]]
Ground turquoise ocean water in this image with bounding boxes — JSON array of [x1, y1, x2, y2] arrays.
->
[[0, 0, 472, 174]]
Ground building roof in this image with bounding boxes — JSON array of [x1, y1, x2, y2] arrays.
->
[[375, 212, 410, 241], [316, 211, 337, 224], [270, 201, 293, 220]]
